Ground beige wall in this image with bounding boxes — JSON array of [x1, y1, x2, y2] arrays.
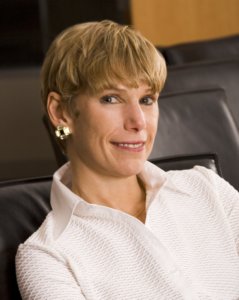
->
[[131, 0, 239, 45]]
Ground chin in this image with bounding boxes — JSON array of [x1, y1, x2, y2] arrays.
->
[[116, 158, 146, 177]]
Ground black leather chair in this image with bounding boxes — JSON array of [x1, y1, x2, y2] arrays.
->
[[150, 88, 239, 191], [162, 59, 239, 130], [0, 155, 221, 300], [160, 34, 239, 65], [0, 177, 52, 300]]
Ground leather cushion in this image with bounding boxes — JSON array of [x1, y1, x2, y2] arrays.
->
[[0, 177, 52, 300], [151, 153, 221, 175], [162, 59, 239, 128], [161, 34, 239, 65], [150, 88, 239, 191]]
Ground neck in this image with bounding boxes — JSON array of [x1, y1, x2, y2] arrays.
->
[[71, 163, 146, 223]]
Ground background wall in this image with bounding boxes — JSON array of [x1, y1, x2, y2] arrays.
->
[[131, 0, 239, 45]]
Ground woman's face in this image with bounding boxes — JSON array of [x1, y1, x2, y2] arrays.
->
[[67, 82, 159, 178]]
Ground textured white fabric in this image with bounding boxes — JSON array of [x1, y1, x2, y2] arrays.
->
[[16, 161, 239, 300]]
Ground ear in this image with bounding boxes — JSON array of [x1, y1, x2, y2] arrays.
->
[[47, 92, 72, 129]]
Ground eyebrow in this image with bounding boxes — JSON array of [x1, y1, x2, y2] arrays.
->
[[102, 87, 155, 94]]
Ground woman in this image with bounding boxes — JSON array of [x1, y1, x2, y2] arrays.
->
[[16, 20, 239, 299]]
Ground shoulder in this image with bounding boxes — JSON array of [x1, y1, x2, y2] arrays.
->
[[16, 211, 66, 279], [166, 166, 239, 213], [143, 161, 237, 206], [166, 165, 225, 191], [144, 161, 224, 193], [16, 210, 57, 261]]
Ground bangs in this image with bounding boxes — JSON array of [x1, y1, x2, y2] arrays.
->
[[75, 28, 167, 96], [85, 55, 165, 95]]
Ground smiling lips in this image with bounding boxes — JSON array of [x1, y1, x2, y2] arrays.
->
[[111, 141, 145, 152]]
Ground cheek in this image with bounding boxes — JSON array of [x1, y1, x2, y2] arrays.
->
[[73, 111, 115, 143], [86, 109, 122, 138], [148, 107, 159, 133]]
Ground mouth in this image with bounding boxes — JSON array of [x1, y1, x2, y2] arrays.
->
[[111, 141, 145, 152]]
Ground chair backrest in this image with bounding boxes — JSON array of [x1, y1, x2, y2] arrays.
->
[[161, 34, 239, 65], [151, 153, 221, 176], [0, 177, 52, 300], [150, 88, 239, 191], [162, 59, 239, 129]]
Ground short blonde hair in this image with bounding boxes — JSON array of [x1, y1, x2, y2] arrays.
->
[[41, 20, 167, 112]]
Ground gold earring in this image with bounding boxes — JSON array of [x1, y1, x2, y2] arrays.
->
[[55, 125, 71, 140]]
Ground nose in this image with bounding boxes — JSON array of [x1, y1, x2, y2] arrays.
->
[[124, 103, 146, 132]]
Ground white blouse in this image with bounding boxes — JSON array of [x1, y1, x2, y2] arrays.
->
[[16, 161, 239, 299]]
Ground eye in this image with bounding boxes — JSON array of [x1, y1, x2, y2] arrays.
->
[[100, 95, 119, 104], [140, 96, 155, 106]]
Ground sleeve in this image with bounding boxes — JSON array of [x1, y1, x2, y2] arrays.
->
[[196, 166, 239, 253], [16, 243, 86, 300]]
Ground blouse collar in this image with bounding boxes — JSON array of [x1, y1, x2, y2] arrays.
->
[[50, 161, 181, 239]]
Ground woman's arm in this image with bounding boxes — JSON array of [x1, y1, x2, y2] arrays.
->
[[216, 175, 239, 252], [198, 166, 239, 252], [16, 244, 86, 300]]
